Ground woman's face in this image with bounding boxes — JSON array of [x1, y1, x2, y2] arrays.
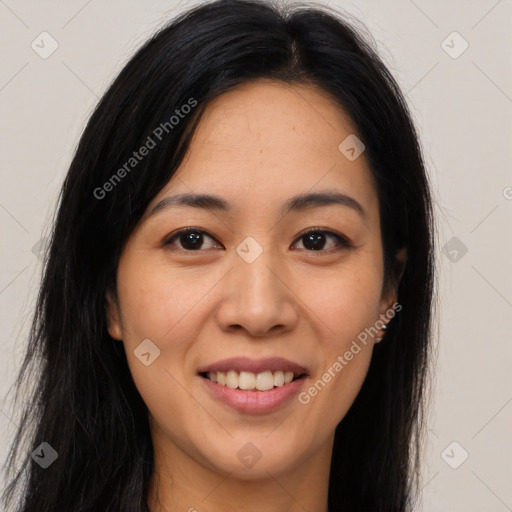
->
[[107, 80, 403, 481]]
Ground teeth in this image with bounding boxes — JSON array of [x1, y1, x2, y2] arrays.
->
[[256, 371, 274, 391], [274, 370, 285, 386], [226, 370, 238, 389], [239, 371, 256, 390], [206, 369, 299, 391]]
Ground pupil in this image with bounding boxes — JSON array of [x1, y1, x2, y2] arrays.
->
[[181, 231, 202, 250], [304, 232, 325, 250]]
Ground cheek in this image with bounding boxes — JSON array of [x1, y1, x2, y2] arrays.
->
[[116, 260, 218, 415], [116, 264, 203, 435], [294, 262, 384, 343], [292, 263, 382, 424], [309, 348, 372, 401], [127, 354, 206, 461], [296, 333, 374, 443], [116, 259, 214, 342]]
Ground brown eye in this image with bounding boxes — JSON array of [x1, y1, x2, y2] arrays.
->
[[164, 228, 223, 251], [292, 228, 352, 252], [163, 227, 352, 253]]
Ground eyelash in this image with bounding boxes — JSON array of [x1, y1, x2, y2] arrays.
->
[[163, 226, 353, 254]]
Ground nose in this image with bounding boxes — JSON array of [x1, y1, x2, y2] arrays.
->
[[215, 245, 299, 338]]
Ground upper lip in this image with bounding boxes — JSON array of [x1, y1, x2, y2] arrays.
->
[[197, 357, 308, 376]]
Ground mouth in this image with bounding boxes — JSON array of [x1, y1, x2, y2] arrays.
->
[[196, 357, 309, 414], [198, 369, 307, 391]]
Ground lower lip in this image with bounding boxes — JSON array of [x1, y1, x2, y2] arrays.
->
[[199, 375, 308, 414]]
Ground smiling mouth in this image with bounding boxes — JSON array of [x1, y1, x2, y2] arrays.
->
[[199, 370, 307, 392]]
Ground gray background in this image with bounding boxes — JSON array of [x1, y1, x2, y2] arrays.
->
[[1, 0, 511, 510]]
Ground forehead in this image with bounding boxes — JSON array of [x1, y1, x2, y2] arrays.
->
[[151, 80, 379, 221]]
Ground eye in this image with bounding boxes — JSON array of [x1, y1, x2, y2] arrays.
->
[[163, 227, 352, 253], [291, 228, 352, 253], [163, 228, 223, 251]]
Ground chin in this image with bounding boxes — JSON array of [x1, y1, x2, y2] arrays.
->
[[200, 441, 304, 479]]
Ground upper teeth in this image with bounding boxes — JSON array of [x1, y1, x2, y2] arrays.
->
[[207, 370, 296, 391]]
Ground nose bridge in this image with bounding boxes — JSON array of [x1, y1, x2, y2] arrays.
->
[[237, 242, 279, 302], [215, 235, 298, 336]]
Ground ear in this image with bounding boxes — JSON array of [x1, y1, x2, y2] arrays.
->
[[105, 288, 123, 340], [378, 247, 407, 320]]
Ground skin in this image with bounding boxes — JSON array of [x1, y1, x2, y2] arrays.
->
[[106, 79, 406, 512]]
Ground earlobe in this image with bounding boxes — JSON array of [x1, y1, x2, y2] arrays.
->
[[105, 289, 123, 340]]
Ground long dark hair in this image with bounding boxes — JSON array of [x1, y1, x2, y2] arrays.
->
[[1, 0, 436, 510]]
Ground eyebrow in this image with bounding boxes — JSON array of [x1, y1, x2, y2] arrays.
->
[[147, 190, 366, 220]]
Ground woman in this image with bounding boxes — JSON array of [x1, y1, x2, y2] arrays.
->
[[2, 0, 436, 510]]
